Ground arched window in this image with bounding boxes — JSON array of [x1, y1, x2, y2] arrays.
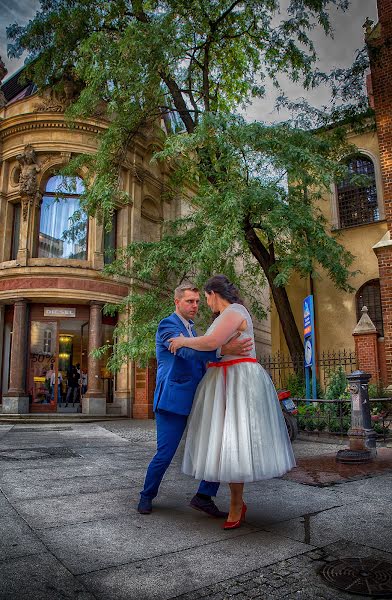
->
[[337, 155, 378, 228], [356, 279, 384, 337], [38, 176, 87, 259]]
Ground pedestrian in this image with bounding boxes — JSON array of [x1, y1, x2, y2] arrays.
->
[[65, 365, 79, 406], [137, 283, 253, 516], [168, 275, 296, 529], [50, 369, 63, 403]]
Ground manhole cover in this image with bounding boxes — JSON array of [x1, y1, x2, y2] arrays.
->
[[319, 558, 392, 597]]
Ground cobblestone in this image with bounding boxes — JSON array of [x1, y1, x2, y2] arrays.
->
[[172, 540, 392, 600]]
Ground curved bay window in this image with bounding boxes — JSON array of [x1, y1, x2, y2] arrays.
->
[[356, 279, 384, 337], [38, 176, 87, 259], [337, 155, 378, 229]]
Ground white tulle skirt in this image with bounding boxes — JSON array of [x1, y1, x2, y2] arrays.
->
[[182, 362, 296, 483]]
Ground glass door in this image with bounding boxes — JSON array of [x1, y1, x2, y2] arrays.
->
[[29, 321, 58, 412]]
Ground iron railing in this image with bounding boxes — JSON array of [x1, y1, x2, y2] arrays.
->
[[294, 398, 392, 442], [259, 349, 357, 392]]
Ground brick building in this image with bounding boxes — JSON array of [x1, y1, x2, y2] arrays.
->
[[271, 0, 392, 389], [367, 0, 392, 385]]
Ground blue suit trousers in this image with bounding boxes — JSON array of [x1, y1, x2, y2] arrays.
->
[[140, 410, 219, 500]]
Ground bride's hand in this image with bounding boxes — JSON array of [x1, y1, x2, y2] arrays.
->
[[168, 334, 185, 354]]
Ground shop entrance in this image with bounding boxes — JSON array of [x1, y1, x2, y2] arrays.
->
[[29, 319, 89, 413]]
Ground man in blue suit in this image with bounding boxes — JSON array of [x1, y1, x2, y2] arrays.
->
[[138, 283, 252, 516]]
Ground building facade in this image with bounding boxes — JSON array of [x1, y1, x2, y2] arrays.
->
[[271, 0, 392, 389], [0, 67, 272, 417]]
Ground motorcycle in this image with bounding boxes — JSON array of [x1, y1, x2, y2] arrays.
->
[[277, 389, 298, 441]]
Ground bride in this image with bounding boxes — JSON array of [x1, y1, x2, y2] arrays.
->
[[169, 274, 296, 530]]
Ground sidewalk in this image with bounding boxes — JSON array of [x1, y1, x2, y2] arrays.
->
[[0, 420, 391, 600]]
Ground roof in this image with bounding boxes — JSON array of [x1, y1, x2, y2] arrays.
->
[[1, 64, 36, 104]]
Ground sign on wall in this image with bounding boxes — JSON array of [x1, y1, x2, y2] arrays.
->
[[44, 307, 76, 318]]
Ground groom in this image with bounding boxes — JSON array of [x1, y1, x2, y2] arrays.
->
[[138, 283, 252, 515]]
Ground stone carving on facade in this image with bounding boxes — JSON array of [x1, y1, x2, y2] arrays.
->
[[34, 76, 80, 113], [16, 145, 42, 220], [0, 56, 8, 108]]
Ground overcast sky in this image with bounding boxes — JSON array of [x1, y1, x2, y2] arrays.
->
[[0, 0, 379, 121]]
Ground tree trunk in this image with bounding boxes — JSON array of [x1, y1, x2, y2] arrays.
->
[[243, 217, 304, 366]]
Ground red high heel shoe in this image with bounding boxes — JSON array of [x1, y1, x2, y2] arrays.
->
[[223, 502, 247, 530]]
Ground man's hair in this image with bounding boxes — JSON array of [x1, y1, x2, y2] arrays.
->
[[174, 283, 199, 299]]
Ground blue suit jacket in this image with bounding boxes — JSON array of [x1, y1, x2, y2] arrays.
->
[[153, 312, 219, 416]]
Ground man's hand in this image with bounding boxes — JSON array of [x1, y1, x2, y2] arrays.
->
[[221, 332, 253, 356]]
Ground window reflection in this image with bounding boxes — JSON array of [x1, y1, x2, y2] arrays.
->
[[38, 175, 87, 259]]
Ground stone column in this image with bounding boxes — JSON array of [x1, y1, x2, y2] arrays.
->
[[2, 299, 29, 413], [82, 301, 107, 415], [113, 309, 132, 416]]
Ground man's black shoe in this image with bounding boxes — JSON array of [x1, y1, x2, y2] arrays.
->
[[189, 495, 228, 518], [137, 497, 152, 514]]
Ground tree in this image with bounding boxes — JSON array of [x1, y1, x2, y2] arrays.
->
[[7, 0, 368, 365]]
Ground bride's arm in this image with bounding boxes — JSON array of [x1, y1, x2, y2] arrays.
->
[[168, 310, 244, 352]]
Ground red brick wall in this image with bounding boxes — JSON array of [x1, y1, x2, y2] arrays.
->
[[354, 331, 380, 383], [378, 337, 388, 384], [374, 245, 392, 382], [369, 2, 392, 383], [132, 361, 156, 419], [369, 3, 392, 228]]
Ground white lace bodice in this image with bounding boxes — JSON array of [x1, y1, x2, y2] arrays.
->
[[205, 303, 256, 360]]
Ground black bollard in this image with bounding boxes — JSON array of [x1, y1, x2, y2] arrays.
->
[[336, 370, 377, 464]]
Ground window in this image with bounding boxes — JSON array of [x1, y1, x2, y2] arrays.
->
[[104, 211, 117, 265], [337, 155, 378, 228], [356, 279, 384, 337], [11, 203, 21, 260], [38, 176, 87, 259]]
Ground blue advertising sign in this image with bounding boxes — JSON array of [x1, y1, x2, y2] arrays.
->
[[303, 295, 316, 399], [303, 296, 312, 338]]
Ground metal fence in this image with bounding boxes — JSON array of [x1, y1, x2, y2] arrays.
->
[[259, 349, 357, 393], [295, 398, 392, 442]]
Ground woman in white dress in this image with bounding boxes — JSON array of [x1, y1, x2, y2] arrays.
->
[[169, 275, 296, 530]]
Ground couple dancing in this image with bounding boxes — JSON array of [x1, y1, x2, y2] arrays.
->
[[138, 275, 295, 529]]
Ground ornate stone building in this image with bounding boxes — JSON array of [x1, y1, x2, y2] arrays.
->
[[0, 65, 271, 417]]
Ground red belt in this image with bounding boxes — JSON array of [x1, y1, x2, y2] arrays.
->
[[208, 357, 258, 384]]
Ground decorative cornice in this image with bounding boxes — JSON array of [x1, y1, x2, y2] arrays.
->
[[0, 114, 106, 142]]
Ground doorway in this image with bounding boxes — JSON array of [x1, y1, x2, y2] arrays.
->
[[28, 319, 89, 413]]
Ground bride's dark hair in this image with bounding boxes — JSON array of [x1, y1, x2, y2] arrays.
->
[[204, 274, 243, 305]]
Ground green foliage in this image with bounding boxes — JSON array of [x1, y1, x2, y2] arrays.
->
[[305, 419, 316, 431], [6, 0, 368, 366], [373, 422, 389, 436], [328, 418, 342, 433], [325, 367, 350, 400], [316, 419, 327, 432], [286, 373, 306, 399]]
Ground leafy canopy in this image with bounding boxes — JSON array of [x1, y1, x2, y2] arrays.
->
[[7, 0, 367, 364]]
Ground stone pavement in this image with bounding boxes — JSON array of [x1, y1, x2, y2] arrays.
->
[[0, 420, 391, 600]]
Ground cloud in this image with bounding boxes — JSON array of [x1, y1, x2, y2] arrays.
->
[[0, 0, 379, 121], [0, 0, 40, 75]]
